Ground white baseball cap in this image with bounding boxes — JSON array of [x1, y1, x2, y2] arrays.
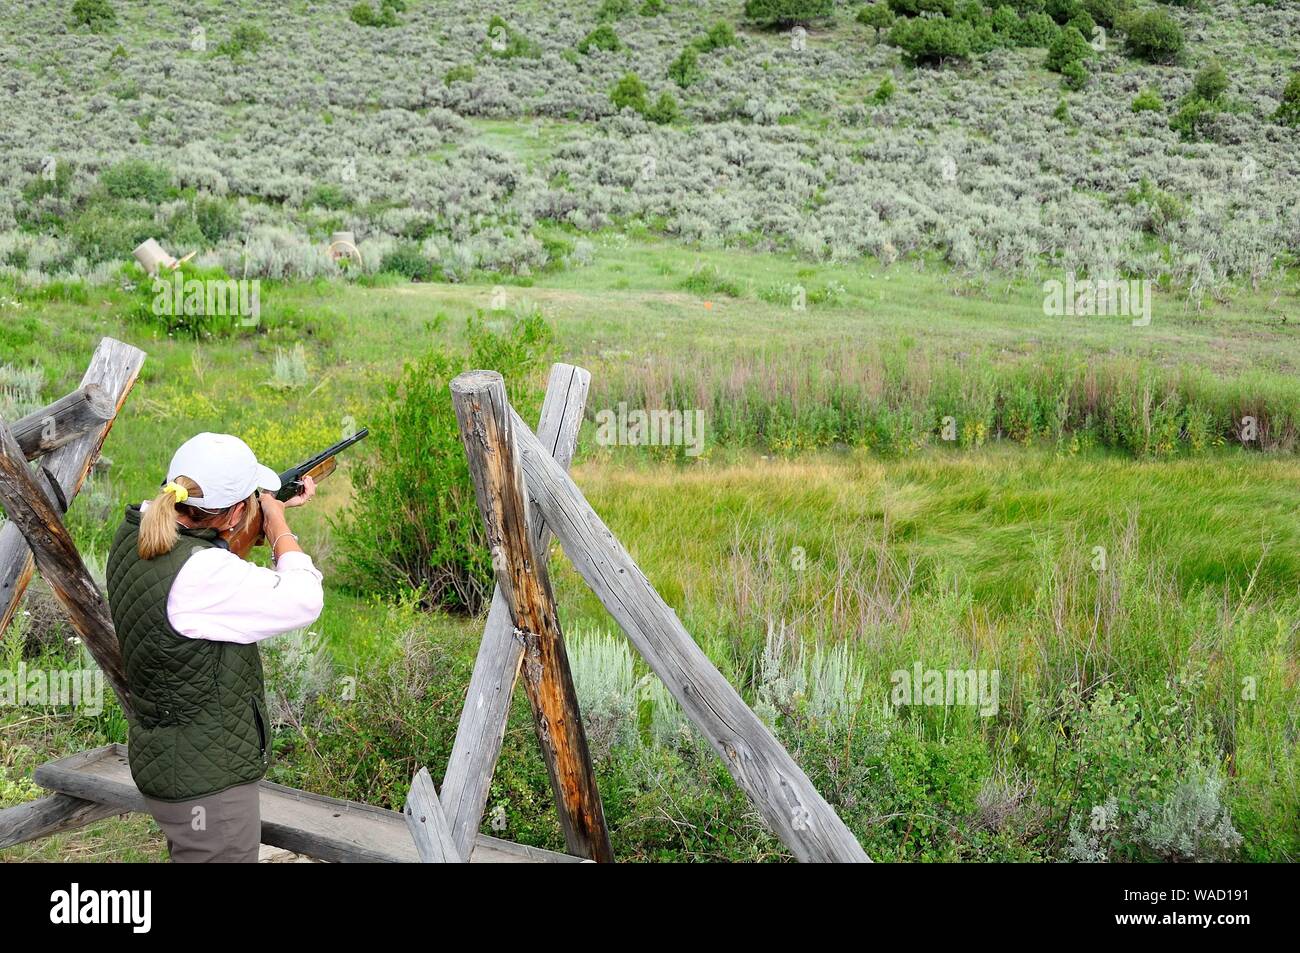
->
[[166, 433, 281, 508]]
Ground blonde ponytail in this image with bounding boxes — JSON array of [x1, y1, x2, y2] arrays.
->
[[138, 476, 201, 559]]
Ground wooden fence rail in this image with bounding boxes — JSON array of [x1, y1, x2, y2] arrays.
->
[[10, 384, 115, 462], [0, 337, 145, 637], [0, 419, 131, 712], [482, 377, 870, 863]]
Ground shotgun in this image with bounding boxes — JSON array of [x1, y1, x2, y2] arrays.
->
[[224, 428, 368, 558]]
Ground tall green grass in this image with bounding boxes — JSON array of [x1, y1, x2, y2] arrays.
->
[[590, 347, 1300, 457]]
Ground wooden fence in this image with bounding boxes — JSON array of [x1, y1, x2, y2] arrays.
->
[[0, 348, 867, 863]]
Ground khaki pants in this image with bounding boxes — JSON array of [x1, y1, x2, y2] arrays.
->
[[143, 781, 261, 863]]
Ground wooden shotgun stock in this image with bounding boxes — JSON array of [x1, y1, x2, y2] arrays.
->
[[224, 429, 367, 559]]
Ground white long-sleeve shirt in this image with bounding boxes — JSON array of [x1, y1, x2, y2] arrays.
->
[[168, 547, 324, 644], [142, 501, 324, 643]]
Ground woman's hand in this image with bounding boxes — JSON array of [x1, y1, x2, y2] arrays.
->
[[283, 474, 317, 508]]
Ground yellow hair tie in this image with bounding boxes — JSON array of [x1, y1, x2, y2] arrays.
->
[[162, 482, 188, 504]]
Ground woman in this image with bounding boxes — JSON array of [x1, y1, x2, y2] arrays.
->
[[106, 432, 323, 863]]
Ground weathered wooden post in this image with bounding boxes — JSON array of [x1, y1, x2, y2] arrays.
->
[[0, 419, 131, 714], [0, 337, 145, 635], [403, 768, 464, 863], [504, 404, 870, 863], [450, 370, 614, 863], [439, 362, 590, 860]]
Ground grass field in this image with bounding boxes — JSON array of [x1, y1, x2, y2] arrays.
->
[[3, 237, 1298, 861], [2, 0, 1299, 864]]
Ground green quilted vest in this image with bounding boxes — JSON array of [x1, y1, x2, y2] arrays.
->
[[106, 506, 270, 802]]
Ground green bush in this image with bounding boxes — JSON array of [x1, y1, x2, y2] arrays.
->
[[1166, 61, 1229, 142], [668, 46, 702, 88], [1066, 10, 1096, 37], [1169, 96, 1219, 141], [333, 310, 554, 613], [443, 64, 474, 86], [1083, 0, 1126, 27], [873, 75, 897, 103], [578, 24, 621, 54], [1061, 58, 1088, 90], [1124, 176, 1187, 234], [125, 260, 259, 337], [1123, 9, 1183, 64], [610, 72, 650, 114], [597, 0, 634, 19], [696, 20, 738, 52], [70, 0, 116, 31], [1191, 59, 1228, 103], [1044, 0, 1082, 22], [66, 201, 155, 263], [887, 0, 956, 15], [20, 159, 73, 204], [678, 263, 742, 297], [990, 5, 1022, 36], [857, 3, 896, 34], [194, 197, 238, 244], [216, 23, 270, 58], [1130, 87, 1164, 112], [888, 15, 975, 64], [306, 183, 351, 210], [645, 91, 683, 125], [379, 243, 437, 281], [485, 15, 541, 58], [1275, 71, 1300, 126], [1034, 686, 1236, 863], [350, 1, 400, 27], [99, 159, 173, 202], [1045, 24, 1091, 72], [743, 0, 835, 27], [1016, 11, 1059, 46], [640, 0, 665, 14]]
